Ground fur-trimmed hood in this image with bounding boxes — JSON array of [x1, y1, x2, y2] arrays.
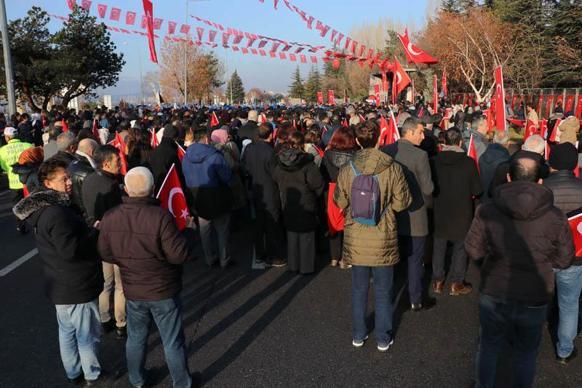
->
[[13, 189, 70, 223]]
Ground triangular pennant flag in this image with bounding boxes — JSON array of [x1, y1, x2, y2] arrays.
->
[[210, 111, 220, 127], [467, 133, 480, 173], [156, 163, 190, 231], [62, 118, 69, 133], [176, 142, 186, 162]]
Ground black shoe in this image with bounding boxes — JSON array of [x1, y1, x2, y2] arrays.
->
[[221, 260, 236, 270], [16, 225, 28, 234], [557, 348, 577, 365], [115, 326, 126, 339], [101, 320, 115, 333], [83, 371, 109, 387], [267, 257, 287, 268], [411, 303, 423, 312], [68, 375, 84, 386]]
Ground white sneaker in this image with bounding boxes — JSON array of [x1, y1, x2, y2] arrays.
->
[[377, 339, 394, 352], [352, 335, 368, 348]]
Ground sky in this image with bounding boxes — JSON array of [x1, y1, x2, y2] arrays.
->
[[6, 0, 434, 100]]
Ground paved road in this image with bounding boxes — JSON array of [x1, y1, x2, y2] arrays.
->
[[0, 190, 581, 387]]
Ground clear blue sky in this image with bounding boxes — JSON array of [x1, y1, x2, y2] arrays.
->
[[6, 0, 431, 98]]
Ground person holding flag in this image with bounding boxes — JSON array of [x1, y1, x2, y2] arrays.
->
[[97, 167, 196, 388], [542, 142, 582, 365]]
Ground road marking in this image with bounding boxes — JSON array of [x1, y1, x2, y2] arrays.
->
[[0, 248, 38, 277]]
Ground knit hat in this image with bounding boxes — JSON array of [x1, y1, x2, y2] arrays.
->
[[549, 142, 578, 171]]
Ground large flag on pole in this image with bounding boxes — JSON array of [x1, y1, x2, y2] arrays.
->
[[142, 0, 158, 63], [433, 75, 438, 113], [156, 163, 190, 231], [392, 57, 411, 104], [441, 69, 447, 97], [397, 28, 438, 65], [494, 66, 507, 132]]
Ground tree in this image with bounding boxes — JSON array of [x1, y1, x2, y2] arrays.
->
[[226, 71, 245, 104], [246, 87, 263, 104], [1, 6, 124, 110], [421, 9, 520, 102], [441, 0, 460, 13], [304, 66, 322, 103], [288, 67, 304, 99], [159, 40, 223, 103]]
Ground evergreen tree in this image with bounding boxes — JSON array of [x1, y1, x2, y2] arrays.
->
[[304, 66, 322, 103], [288, 66, 304, 99], [441, 0, 460, 13], [225, 70, 245, 104]]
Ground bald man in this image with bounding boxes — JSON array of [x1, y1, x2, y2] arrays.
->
[[68, 138, 98, 218], [98, 167, 196, 388], [465, 155, 574, 387]]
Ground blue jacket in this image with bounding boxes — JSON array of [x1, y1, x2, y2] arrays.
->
[[182, 143, 232, 188]]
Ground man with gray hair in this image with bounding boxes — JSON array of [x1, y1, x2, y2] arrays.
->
[[52, 132, 78, 166], [69, 138, 98, 219], [466, 115, 490, 161], [98, 166, 196, 388], [239, 109, 259, 141], [479, 130, 510, 201], [522, 134, 545, 155]]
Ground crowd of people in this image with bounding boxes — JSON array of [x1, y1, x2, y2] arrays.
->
[[0, 97, 581, 387]]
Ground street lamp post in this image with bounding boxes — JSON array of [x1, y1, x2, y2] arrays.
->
[[0, 0, 16, 116]]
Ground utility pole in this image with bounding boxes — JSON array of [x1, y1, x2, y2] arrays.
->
[[0, 0, 16, 116]]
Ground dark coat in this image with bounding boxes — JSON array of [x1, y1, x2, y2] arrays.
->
[[381, 139, 434, 236], [272, 148, 325, 232], [68, 154, 95, 219], [321, 149, 354, 183], [479, 143, 510, 201], [148, 137, 185, 192], [465, 182, 574, 304], [238, 120, 258, 142], [81, 170, 123, 225], [13, 190, 102, 304], [51, 151, 78, 167], [182, 143, 232, 220], [241, 140, 281, 217], [489, 150, 550, 196], [13, 163, 41, 193], [432, 149, 482, 241], [97, 196, 195, 302]]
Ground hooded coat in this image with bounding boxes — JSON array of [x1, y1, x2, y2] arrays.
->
[[13, 190, 102, 304], [182, 142, 232, 220], [465, 182, 574, 304], [431, 148, 483, 241], [334, 148, 412, 266], [478, 143, 510, 200], [271, 148, 325, 232]]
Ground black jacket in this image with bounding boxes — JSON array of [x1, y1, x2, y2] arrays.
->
[[238, 120, 258, 142], [98, 197, 195, 301], [321, 149, 354, 183], [465, 182, 574, 304], [543, 171, 582, 214], [13, 163, 41, 193], [272, 148, 325, 232], [478, 143, 510, 201], [431, 149, 482, 241], [51, 151, 78, 167], [148, 138, 185, 192], [13, 190, 102, 304], [489, 150, 550, 196], [68, 154, 95, 219], [81, 170, 123, 225], [241, 140, 281, 217]]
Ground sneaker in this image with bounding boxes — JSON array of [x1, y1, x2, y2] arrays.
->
[[331, 259, 339, 267], [83, 371, 109, 387], [339, 260, 352, 269], [268, 257, 287, 268], [557, 348, 577, 365], [450, 282, 473, 296], [377, 339, 394, 352], [432, 280, 444, 295], [352, 335, 368, 348]]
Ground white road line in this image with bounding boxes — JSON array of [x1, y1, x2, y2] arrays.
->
[[0, 248, 38, 277]]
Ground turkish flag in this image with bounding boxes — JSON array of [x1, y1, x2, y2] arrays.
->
[[378, 111, 400, 146], [441, 69, 447, 97], [156, 163, 190, 231], [433, 74, 438, 112], [392, 57, 411, 104], [467, 133, 480, 173], [328, 90, 335, 105], [567, 209, 582, 257], [111, 132, 128, 176], [494, 66, 507, 132], [92, 119, 101, 144], [81, 0, 92, 10], [373, 84, 381, 105], [62, 118, 69, 133], [576, 98, 582, 119], [540, 119, 549, 139], [565, 95, 575, 114], [381, 72, 388, 93], [180, 24, 191, 34], [523, 120, 537, 142], [150, 128, 159, 148], [341, 118, 348, 127], [97, 4, 107, 18], [210, 111, 220, 127], [67, 0, 76, 11], [110, 7, 121, 21], [258, 114, 267, 124], [549, 118, 562, 142], [545, 95, 555, 117], [317, 91, 323, 105], [397, 28, 438, 64], [208, 30, 217, 43], [126, 11, 136, 25], [177, 142, 186, 162], [142, 0, 158, 63], [168, 21, 176, 35]]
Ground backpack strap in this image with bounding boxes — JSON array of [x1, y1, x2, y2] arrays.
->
[[349, 161, 360, 177]]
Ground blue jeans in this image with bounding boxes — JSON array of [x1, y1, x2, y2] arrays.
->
[[476, 294, 547, 388], [399, 236, 426, 304], [556, 265, 582, 358], [126, 296, 191, 388], [351, 266, 394, 345], [55, 299, 102, 381]]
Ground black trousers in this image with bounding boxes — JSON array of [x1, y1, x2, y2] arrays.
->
[[287, 230, 316, 274], [11, 189, 25, 230], [254, 207, 284, 259], [329, 232, 343, 261]]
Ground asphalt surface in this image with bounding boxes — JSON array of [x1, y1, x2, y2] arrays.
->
[[0, 189, 581, 388]]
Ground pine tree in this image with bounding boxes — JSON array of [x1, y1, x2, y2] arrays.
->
[[225, 70, 245, 104], [441, 0, 460, 13], [304, 66, 322, 103], [288, 66, 304, 99]]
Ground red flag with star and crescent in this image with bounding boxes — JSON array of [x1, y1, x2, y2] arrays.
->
[[110, 132, 128, 175], [397, 28, 438, 65], [210, 111, 220, 127], [494, 66, 507, 132], [142, 0, 158, 63], [392, 57, 411, 104], [379, 111, 400, 146], [567, 209, 582, 257], [467, 133, 480, 173], [156, 163, 190, 230]]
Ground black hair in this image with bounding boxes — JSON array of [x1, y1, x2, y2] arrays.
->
[[509, 156, 541, 182], [94, 145, 119, 168], [444, 128, 462, 146], [38, 158, 68, 185], [354, 122, 379, 149]]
